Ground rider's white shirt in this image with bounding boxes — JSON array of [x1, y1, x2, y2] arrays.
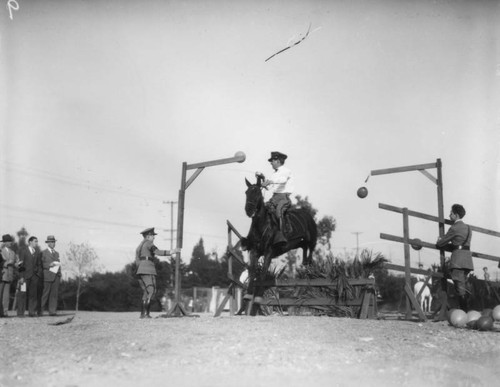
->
[[267, 165, 294, 195]]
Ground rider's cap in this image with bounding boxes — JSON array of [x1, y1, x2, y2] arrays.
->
[[268, 151, 287, 162], [140, 227, 157, 236]]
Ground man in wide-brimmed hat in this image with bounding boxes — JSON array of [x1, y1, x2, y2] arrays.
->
[[135, 227, 179, 319], [259, 151, 294, 246], [1, 234, 17, 316], [40, 235, 61, 316]]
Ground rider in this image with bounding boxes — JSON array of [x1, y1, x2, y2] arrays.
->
[[258, 151, 294, 246]]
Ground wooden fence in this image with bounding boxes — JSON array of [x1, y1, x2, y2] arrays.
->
[[379, 202, 500, 321]]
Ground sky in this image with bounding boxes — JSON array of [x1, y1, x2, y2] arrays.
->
[[1, 0, 499, 278]]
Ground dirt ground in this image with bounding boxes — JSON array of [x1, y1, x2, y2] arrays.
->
[[1, 311, 499, 387]]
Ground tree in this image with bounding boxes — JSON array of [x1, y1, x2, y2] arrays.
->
[[63, 242, 102, 311], [187, 238, 228, 287]]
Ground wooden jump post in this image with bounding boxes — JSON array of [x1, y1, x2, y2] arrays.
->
[[165, 152, 246, 317], [370, 159, 445, 321], [213, 221, 247, 317]]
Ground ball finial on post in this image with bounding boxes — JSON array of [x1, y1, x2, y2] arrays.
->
[[234, 151, 246, 163]]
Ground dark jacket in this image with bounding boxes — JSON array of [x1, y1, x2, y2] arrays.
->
[[436, 220, 474, 270], [19, 246, 42, 280], [41, 248, 61, 282]]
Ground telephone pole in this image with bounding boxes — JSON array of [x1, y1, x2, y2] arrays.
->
[[351, 232, 363, 258], [163, 201, 177, 250]]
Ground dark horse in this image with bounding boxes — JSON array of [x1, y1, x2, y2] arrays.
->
[[241, 177, 317, 312]]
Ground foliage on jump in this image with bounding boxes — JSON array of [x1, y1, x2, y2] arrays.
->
[[290, 249, 388, 317]]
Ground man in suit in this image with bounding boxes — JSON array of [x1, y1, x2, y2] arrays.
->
[[18, 236, 43, 317], [40, 235, 62, 316], [436, 204, 473, 311]]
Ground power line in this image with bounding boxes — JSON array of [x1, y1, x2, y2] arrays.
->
[[0, 161, 167, 202]]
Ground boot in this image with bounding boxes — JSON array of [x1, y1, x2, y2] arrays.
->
[[145, 300, 152, 318], [458, 296, 468, 312], [273, 231, 287, 247], [272, 216, 287, 247], [140, 300, 146, 319]]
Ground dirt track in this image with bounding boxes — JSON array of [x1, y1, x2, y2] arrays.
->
[[1, 311, 499, 387]]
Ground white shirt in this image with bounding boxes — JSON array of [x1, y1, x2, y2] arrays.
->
[[267, 165, 294, 195]]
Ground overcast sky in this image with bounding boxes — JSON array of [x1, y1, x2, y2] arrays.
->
[[1, 0, 499, 278]]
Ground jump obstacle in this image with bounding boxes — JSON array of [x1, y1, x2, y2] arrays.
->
[[370, 159, 500, 321], [214, 221, 378, 319]]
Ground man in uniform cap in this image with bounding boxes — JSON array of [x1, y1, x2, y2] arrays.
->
[[135, 227, 178, 319], [258, 151, 294, 246], [436, 204, 473, 311]]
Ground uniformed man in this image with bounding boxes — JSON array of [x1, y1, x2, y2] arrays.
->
[[436, 204, 473, 311], [135, 227, 177, 319], [259, 151, 294, 246]]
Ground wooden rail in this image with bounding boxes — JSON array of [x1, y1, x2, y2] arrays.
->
[[253, 277, 378, 319]]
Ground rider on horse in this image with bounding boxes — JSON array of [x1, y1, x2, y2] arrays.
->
[[258, 151, 294, 247]]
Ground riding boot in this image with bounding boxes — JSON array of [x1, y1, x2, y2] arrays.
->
[[458, 296, 468, 312], [145, 300, 152, 318], [140, 300, 146, 319], [272, 217, 287, 247]]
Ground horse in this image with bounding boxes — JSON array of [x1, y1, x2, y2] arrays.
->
[[414, 280, 432, 313], [241, 177, 317, 313]]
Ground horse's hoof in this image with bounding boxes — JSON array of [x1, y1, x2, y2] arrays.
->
[[253, 296, 264, 304]]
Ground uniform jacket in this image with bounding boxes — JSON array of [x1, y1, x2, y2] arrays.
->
[[436, 220, 474, 270], [1, 246, 16, 282], [19, 246, 42, 280], [135, 240, 160, 276], [41, 248, 61, 282]]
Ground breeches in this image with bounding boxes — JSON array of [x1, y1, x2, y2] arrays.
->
[[269, 193, 291, 218], [138, 275, 157, 301], [450, 269, 468, 297]]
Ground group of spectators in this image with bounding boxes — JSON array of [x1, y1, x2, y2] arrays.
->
[[0, 228, 62, 317]]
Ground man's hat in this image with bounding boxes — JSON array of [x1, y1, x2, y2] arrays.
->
[[268, 151, 288, 162], [140, 227, 157, 236], [1, 234, 14, 243], [45, 235, 57, 243]]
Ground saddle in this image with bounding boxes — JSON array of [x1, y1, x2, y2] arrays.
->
[[267, 209, 304, 240]]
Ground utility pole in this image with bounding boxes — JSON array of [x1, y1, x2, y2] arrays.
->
[[351, 232, 363, 258], [163, 201, 177, 250]]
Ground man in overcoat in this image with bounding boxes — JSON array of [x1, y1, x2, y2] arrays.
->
[[40, 235, 61, 316], [436, 204, 473, 311], [1, 234, 17, 316]]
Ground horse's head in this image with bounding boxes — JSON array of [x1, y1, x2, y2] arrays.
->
[[244, 178, 264, 218]]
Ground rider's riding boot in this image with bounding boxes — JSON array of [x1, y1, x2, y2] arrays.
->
[[272, 217, 287, 247], [140, 301, 146, 319]]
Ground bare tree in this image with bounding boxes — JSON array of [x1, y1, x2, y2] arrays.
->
[[64, 242, 102, 311]]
